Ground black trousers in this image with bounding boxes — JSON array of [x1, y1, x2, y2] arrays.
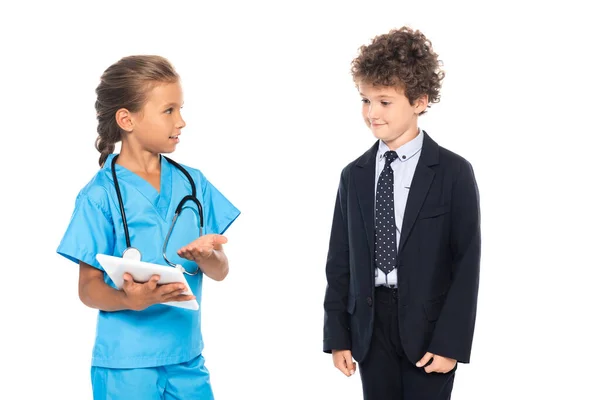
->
[[358, 286, 456, 400]]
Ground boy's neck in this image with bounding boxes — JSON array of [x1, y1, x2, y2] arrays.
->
[[383, 126, 420, 151]]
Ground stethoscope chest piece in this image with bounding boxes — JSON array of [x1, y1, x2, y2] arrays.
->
[[123, 247, 142, 262]]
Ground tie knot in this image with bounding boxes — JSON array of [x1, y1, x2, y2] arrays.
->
[[384, 151, 398, 165]]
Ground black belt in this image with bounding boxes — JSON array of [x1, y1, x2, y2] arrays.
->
[[374, 285, 398, 303]]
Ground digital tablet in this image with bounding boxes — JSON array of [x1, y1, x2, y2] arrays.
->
[[95, 254, 199, 310]]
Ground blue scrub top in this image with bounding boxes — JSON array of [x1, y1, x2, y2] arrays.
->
[[57, 154, 240, 368]]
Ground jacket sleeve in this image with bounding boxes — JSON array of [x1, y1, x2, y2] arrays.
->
[[323, 169, 352, 353], [428, 160, 481, 363]]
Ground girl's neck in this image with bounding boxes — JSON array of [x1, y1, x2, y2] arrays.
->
[[117, 142, 161, 174]]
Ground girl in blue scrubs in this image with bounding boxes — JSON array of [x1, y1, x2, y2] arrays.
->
[[57, 55, 240, 399]]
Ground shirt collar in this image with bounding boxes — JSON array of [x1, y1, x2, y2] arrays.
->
[[102, 153, 116, 169], [377, 129, 424, 162]]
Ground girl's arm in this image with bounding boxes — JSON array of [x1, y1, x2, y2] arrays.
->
[[78, 262, 195, 311]]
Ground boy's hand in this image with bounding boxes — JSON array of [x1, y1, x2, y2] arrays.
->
[[416, 352, 457, 373], [332, 349, 357, 377], [177, 234, 228, 261]]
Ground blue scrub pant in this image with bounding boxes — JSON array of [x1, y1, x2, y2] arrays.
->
[[91, 354, 214, 400]]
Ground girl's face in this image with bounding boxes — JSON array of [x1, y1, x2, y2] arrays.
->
[[129, 81, 186, 154]]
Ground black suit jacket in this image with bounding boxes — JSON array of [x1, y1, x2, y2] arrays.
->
[[323, 132, 480, 364]]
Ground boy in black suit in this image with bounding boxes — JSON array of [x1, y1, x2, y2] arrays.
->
[[323, 26, 481, 399]]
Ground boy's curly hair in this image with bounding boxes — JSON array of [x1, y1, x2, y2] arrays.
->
[[351, 27, 445, 114]]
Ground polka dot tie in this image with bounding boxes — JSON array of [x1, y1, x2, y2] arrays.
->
[[375, 150, 399, 274]]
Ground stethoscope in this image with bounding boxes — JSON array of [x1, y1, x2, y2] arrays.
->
[[111, 155, 204, 275]]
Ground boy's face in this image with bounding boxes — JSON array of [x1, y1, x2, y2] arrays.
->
[[358, 82, 426, 150]]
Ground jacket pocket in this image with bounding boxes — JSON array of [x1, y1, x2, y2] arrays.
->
[[423, 294, 446, 321], [418, 204, 450, 220]]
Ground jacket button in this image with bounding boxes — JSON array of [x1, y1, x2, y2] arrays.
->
[[367, 296, 373, 307]]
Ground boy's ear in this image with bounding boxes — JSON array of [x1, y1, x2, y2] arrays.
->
[[415, 94, 429, 114]]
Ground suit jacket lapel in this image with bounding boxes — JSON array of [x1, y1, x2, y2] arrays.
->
[[398, 132, 440, 252], [353, 141, 379, 261]]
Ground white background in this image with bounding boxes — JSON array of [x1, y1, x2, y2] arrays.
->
[[1, 0, 598, 399]]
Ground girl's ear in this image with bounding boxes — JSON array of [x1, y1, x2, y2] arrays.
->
[[116, 108, 134, 132]]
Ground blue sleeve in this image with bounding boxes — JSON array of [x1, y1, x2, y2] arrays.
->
[[56, 193, 115, 270], [199, 172, 240, 235]]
